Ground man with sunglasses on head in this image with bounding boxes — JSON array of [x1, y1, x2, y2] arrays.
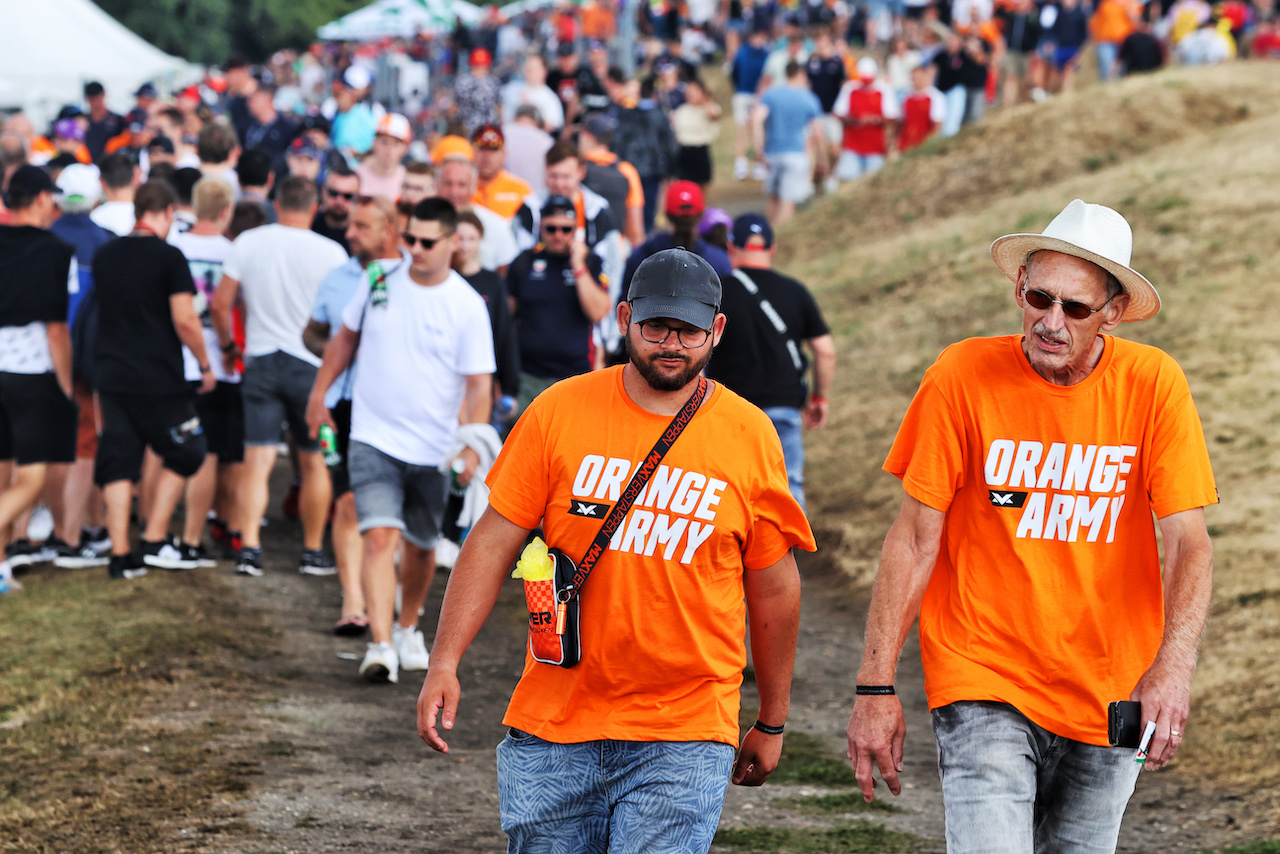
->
[[306, 198, 495, 684], [848, 200, 1217, 853], [505, 194, 612, 415], [311, 162, 361, 255], [417, 248, 814, 853], [211, 176, 350, 578]]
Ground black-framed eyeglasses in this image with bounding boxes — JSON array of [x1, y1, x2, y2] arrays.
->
[[326, 188, 356, 201], [542, 223, 574, 234], [1022, 286, 1113, 320], [636, 319, 711, 348], [402, 231, 454, 249]]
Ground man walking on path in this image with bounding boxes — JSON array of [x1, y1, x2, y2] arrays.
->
[[753, 61, 823, 224], [847, 200, 1217, 853], [0, 166, 79, 589], [92, 181, 215, 578], [418, 248, 814, 852], [211, 176, 348, 578], [706, 214, 835, 511], [307, 198, 495, 684]]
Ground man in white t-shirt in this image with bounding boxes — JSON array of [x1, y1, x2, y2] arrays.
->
[[502, 54, 565, 133], [169, 177, 239, 568], [306, 198, 495, 684], [89, 152, 140, 237], [211, 175, 349, 578]]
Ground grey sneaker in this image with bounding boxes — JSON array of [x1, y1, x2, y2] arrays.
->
[[235, 547, 264, 577], [299, 549, 337, 577]]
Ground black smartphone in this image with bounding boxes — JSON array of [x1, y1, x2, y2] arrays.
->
[[1107, 701, 1143, 748]]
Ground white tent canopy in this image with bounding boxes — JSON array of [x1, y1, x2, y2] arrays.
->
[[318, 0, 484, 41], [0, 0, 193, 125]]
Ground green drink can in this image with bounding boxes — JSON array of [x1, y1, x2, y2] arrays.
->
[[318, 424, 341, 468]]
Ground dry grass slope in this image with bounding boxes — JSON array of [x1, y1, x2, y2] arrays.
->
[[785, 61, 1280, 813]]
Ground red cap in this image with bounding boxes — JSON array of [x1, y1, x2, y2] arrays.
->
[[665, 180, 705, 217], [470, 48, 492, 67]]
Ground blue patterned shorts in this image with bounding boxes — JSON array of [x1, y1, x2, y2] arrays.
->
[[496, 729, 735, 854]]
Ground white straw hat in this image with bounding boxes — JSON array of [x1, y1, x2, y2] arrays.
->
[[990, 199, 1160, 322]]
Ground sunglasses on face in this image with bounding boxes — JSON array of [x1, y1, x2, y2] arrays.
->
[[326, 188, 356, 201], [1022, 286, 1113, 320], [402, 231, 454, 249], [543, 224, 574, 235]]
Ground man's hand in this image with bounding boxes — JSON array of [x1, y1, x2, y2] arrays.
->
[[569, 238, 589, 272], [1130, 657, 1193, 770], [731, 727, 783, 786], [847, 695, 906, 802], [803, 397, 828, 429], [450, 446, 481, 487], [305, 393, 334, 441], [220, 344, 240, 377], [198, 368, 216, 394], [417, 662, 461, 753]]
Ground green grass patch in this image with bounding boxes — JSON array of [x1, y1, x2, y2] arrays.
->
[[769, 732, 858, 787], [1199, 843, 1280, 854], [715, 821, 922, 853], [777, 792, 902, 815]]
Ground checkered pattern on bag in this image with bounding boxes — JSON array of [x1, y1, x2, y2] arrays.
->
[[523, 578, 563, 662]]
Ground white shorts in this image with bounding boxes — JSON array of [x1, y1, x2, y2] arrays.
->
[[732, 92, 755, 127], [820, 114, 843, 145], [765, 152, 812, 203]]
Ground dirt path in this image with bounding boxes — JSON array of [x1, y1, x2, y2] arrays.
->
[[191, 484, 1267, 853]]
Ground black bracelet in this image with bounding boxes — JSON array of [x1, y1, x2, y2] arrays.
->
[[198, 364, 211, 373], [220, 341, 236, 353], [855, 685, 896, 696], [752, 719, 785, 736]]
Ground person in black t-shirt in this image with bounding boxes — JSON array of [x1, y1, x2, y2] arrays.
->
[[506, 195, 611, 415], [453, 210, 521, 406], [547, 43, 608, 130], [806, 30, 848, 191], [92, 180, 215, 579], [705, 214, 836, 511], [83, 81, 128, 163], [0, 166, 79, 587]]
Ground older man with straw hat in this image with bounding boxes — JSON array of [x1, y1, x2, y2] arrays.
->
[[846, 199, 1217, 852]]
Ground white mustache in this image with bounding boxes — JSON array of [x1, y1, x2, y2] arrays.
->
[[1033, 324, 1068, 346]]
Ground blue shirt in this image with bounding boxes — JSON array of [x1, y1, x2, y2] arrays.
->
[[311, 254, 409, 406], [49, 214, 112, 325], [760, 85, 822, 155], [332, 102, 378, 154], [732, 44, 770, 94]]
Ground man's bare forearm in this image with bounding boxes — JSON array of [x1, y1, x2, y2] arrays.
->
[[745, 551, 801, 725]]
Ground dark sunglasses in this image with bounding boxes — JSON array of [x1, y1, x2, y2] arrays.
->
[[326, 188, 356, 201], [1022, 286, 1113, 320], [402, 231, 454, 249], [542, 224, 574, 235]]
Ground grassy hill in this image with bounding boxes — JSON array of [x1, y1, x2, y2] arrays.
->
[[780, 61, 1280, 802]]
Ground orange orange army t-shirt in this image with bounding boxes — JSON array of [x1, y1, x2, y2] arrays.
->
[[487, 367, 816, 747], [473, 170, 532, 221], [884, 335, 1217, 745]]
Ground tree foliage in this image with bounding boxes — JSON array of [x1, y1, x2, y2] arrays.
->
[[95, 0, 367, 64]]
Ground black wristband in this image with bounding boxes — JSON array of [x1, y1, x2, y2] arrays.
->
[[198, 364, 211, 373], [220, 341, 236, 353], [752, 719, 785, 736], [855, 685, 896, 696]]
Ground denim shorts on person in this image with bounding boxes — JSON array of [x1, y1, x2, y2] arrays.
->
[[240, 350, 320, 451], [836, 151, 886, 181], [764, 152, 812, 204], [497, 730, 735, 854], [763, 406, 805, 511], [347, 440, 446, 550], [932, 701, 1141, 854]]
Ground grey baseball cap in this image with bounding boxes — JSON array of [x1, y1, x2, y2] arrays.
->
[[627, 248, 721, 330]]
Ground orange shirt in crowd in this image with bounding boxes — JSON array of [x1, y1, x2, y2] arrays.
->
[[1090, 0, 1139, 44], [885, 335, 1217, 745], [488, 367, 815, 746], [581, 0, 617, 40], [473, 169, 531, 220]]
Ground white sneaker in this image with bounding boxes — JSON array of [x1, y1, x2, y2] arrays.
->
[[435, 539, 459, 569], [750, 162, 768, 181], [26, 504, 54, 543], [1031, 87, 1049, 103], [733, 157, 749, 181], [359, 641, 399, 683], [824, 176, 840, 195], [393, 624, 430, 671]]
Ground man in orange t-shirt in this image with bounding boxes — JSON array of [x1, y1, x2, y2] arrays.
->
[[470, 124, 530, 221], [418, 249, 813, 852], [848, 200, 1216, 852]]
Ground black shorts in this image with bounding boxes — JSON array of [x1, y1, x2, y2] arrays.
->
[[193, 380, 245, 464], [94, 391, 207, 485], [675, 145, 713, 186], [330, 397, 353, 497], [0, 371, 78, 465]]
